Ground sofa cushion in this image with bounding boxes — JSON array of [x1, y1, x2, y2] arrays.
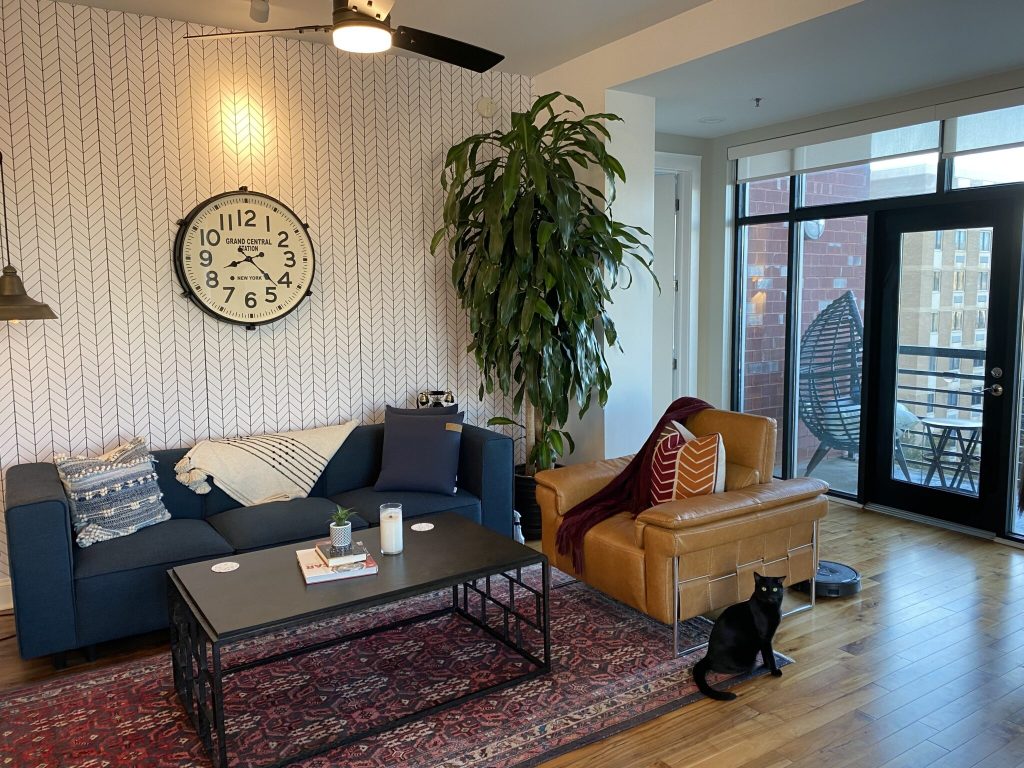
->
[[152, 448, 203, 519], [330, 486, 482, 526], [73, 519, 234, 646], [203, 481, 242, 517], [310, 424, 385, 498], [207, 497, 369, 552], [375, 407, 464, 496], [74, 518, 233, 580]]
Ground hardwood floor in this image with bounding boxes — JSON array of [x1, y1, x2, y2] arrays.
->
[[539, 502, 1024, 768], [2, 502, 1023, 767]]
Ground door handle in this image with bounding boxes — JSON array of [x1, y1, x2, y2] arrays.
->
[[983, 383, 1004, 397]]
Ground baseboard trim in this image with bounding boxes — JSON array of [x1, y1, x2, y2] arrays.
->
[[0, 578, 11, 612], [827, 495, 865, 511], [864, 503, 995, 540], [995, 537, 1024, 551]]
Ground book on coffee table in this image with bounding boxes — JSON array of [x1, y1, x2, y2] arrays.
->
[[314, 540, 369, 567], [296, 548, 379, 584]]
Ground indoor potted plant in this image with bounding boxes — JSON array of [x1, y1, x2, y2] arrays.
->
[[329, 505, 354, 548], [432, 92, 654, 538]]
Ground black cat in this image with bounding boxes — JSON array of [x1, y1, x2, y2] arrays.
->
[[692, 572, 785, 701]]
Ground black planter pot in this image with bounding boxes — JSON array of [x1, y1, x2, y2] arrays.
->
[[514, 467, 541, 541], [514, 463, 562, 541]]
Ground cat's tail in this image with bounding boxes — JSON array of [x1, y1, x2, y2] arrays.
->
[[693, 657, 737, 701]]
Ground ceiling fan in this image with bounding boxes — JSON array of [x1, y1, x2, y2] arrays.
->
[[184, 0, 505, 73]]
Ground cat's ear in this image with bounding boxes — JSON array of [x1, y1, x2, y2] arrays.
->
[[753, 571, 763, 582]]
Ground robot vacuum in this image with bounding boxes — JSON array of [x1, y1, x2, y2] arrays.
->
[[794, 560, 861, 598]]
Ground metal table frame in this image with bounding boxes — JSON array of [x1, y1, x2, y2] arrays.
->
[[168, 562, 550, 768]]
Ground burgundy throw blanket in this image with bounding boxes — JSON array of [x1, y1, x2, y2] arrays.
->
[[555, 396, 713, 572]]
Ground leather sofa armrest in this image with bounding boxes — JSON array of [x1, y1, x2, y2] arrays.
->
[[535, 456, 632, 518], [636, 477, 828, 530], [3, 463, 79, 659], [459, 425, 514, 538]]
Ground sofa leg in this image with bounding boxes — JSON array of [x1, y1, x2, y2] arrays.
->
[[672, 555, 710, 659], [51, 652, 67, 670]]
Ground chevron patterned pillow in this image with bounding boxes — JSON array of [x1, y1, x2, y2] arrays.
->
[[55, 437, 171, 548], [649, 422, 726, 506]]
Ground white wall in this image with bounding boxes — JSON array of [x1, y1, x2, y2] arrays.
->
[[0, 0, 532, 582], [602, 90, 657, 458]]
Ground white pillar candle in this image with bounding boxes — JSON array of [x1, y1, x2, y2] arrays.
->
[[379, 503, 403, 555]]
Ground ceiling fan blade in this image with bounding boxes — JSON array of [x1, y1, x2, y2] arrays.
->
[[184, 25, 329, 41], [392, 26, 503, 73]]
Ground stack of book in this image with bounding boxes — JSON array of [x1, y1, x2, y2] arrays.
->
[[296, 539, 379, 584]]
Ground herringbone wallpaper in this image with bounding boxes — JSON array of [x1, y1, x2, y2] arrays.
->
[[0, 0, 532, 581]]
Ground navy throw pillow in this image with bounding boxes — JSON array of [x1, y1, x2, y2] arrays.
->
[[387, 404, 458, 416], [375, 407, 464, 496]]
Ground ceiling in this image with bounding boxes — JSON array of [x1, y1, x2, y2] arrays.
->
[[58, 0, 712, 75], [620, 0, 1024, 139]]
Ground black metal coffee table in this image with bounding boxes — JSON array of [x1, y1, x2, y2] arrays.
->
[[167, 513, 550, 768]]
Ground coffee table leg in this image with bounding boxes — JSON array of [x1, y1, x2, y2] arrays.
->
[[168, 578, 231, 768], [541, 562, 551, 671], [211, 644, 229, 768], [168, 581, 193, 714]]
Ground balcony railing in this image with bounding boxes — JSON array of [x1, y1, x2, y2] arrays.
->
[[895, 344, 986, 491]]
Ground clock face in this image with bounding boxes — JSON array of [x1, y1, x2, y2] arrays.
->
[[174, 190, 315, 326]]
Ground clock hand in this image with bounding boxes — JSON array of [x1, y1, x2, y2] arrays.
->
[[227, 246, 250, 268]]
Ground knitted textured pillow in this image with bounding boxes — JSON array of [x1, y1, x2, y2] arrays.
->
[[649, 421, 725, 505], [55, 437, 170, 548]]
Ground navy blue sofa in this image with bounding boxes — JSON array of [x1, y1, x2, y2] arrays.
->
[[3, 423, 513, 661]]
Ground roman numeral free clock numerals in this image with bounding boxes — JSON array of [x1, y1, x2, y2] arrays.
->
[[173, 189, 316, 328]]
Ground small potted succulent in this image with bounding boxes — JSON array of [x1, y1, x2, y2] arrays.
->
[[329, 505, 354, 548]]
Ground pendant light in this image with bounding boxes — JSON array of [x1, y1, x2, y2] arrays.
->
[[0, 153, 56, 322]]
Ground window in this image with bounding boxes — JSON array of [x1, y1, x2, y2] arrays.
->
[[955, 229, 967, 249], [977, 309, 988, 329], [738, 222, 790, 475], [952, 310, 964, 331], [980, 230, 992, 251], [979, 272, 990, 291], [947, 105, 1024, 187], [794, 216, 867, 494], [929, 355, 938, 372], [934, 231, 943, 249], [743, 176, 790, 216], [932, 271, 941, 292], [930, 313, 939, 332], [949, 357, 960, 371], [953, 270, 966, 291], [948, 391, 958, 406]]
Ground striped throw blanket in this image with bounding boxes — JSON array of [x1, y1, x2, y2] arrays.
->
[[174, 422, 358, 506]]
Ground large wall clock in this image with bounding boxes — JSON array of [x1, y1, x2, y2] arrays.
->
[[173, 187, 315, 328]]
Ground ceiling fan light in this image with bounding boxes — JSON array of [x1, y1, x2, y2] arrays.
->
[[332, 18, 392, 53]]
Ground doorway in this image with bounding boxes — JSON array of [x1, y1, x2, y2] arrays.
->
[[652, 153, 700, 416], [867, 200, 1024, 534]]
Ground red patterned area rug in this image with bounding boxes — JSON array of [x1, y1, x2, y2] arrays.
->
[[0, 569, 791, 768]]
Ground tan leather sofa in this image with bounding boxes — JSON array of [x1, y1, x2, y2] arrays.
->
[[536, 409, 828, 654]]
